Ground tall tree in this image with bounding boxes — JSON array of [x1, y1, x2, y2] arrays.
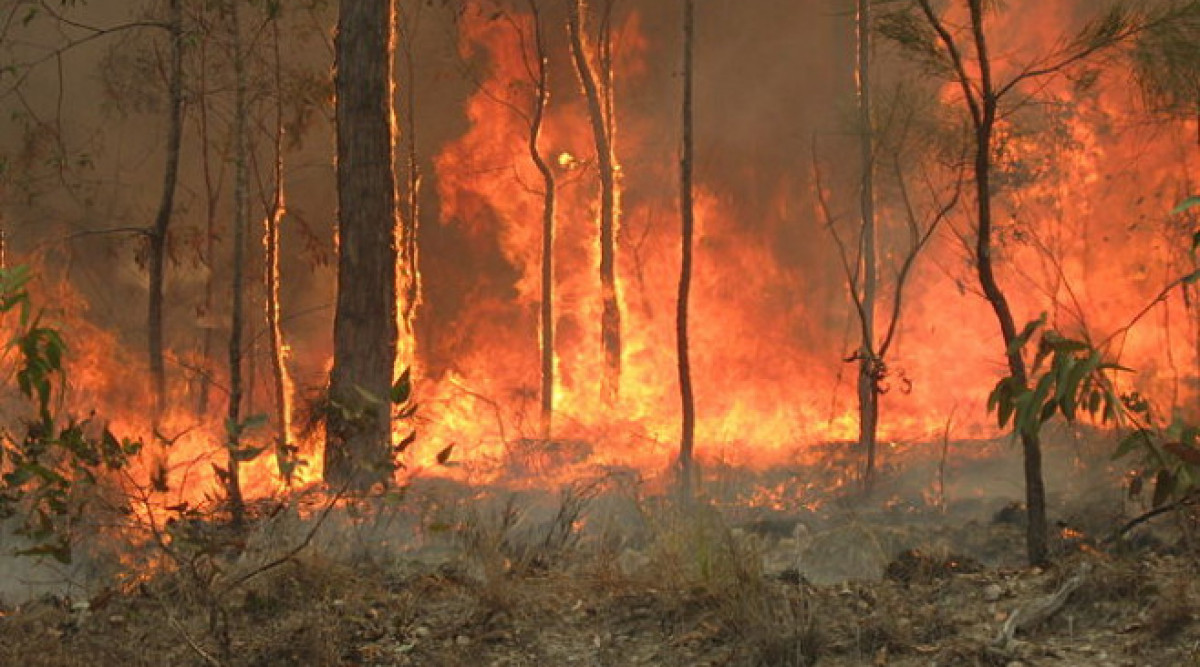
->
[[677, 0, 697, 500], [884, 0, 1153, 563], [147, 0, 184, 426], [567, 0, 622, 404], [524, 0, 558, 440], [264, 9, 297, 482], [854, 0, 880, 491], [325, 0, 400, 490], [396, 0, 423, 363], [225, 0, 249, 526]]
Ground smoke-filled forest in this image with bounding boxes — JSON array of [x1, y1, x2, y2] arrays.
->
[[1, 0, 1199, 664]]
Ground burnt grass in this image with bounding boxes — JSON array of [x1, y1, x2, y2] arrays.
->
[[1, 433, 1199, 666]]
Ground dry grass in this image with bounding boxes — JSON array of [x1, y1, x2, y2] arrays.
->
[[3, 475, 1200, 666]]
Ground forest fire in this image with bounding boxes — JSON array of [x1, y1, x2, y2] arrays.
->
[[0, 0, 1197, 557], [4, 2, 1200, 665]]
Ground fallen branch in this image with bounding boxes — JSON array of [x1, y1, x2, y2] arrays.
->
[[1104, 493, 1199, 545], [993, 563, 1092, 648]]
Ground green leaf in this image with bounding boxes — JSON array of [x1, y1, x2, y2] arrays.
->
[[1010, 314, 1047, 358], [1170, 195, 1200, 214], [997, 392, 1015, 429], [1039, 399, 1058, 424], [391, 368, 413, 405]]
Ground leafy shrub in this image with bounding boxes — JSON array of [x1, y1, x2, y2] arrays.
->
[[0, 265, 142, 562]]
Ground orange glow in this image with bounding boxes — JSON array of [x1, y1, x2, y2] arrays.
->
[[5, 0, 1197, 518]]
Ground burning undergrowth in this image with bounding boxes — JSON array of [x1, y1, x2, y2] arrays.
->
[[2, 0, 1200, 662], [2, 426, 1197, 665]]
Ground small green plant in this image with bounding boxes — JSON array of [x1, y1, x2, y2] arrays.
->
[[0, 265, 142, 562], [987, 314, 1127, 442], [988, 314, 1200, 511], [1114, 396, 1200, 509]]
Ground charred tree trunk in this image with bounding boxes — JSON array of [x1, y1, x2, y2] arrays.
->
[[225, 0, 248, 527], [326, 0, 400, 491], [148, 0, 184, 426], [265, 17, 296, 482], [855, 0, 880, 492], [527, 0, 558, 440], [568, 0, 622, 404], [677, 0, 697, 500]]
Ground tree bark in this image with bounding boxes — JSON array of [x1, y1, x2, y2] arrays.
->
[[567, 0, 622, 404], [677, 0, 697, 501], [962, 0, 1047, 564], [194, 8, 224, 419], [148, 0, 184, 426], [396, 0, 422, 358], [226, 0, 248, 527], [527, 0, 558, 440], [325, 0, 400, 491], [855, 0, 880, 492], [265, 16, 296, 482]]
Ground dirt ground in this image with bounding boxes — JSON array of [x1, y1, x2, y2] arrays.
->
[[1, 437, 1198, 666]]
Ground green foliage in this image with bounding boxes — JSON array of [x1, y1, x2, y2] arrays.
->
[[987, 315, 1127, 442], [988, 297, 1200, 511], [319, 367, 442, 474], [0, 266, 142, 563], [1114, 401, 1200, 509]]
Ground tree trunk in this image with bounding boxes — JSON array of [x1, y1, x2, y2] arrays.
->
[[855, 0, 880, 492], [677, 0, 697, 501], [528, 0, 557, 441], [148, 0, 184, 426], [326, 0, 400, 491], [964, 0, 1047, 564], [225, 0, 249, 527], [194, 13, 222, 419], [396, 0, 422, 361], [567, 0, 622, 404], [265, 16, 296, 482]]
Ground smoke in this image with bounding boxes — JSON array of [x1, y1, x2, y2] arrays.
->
[[0, 0, 1195, 474]]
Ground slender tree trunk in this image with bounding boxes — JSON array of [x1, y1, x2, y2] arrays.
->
[[195, 16, 224, 419], [677, 0, 697, 501], [856, 0, 880, 492], [396, 1, 422, 361], [326, 0, 400, 491], [148, 0, 184, 426], [964, 0, 1047, 564], [226, 0, 249, 527], [528, 0, 557, 440], [265, 17, 296, 482], [567, 0, 622, 404]]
